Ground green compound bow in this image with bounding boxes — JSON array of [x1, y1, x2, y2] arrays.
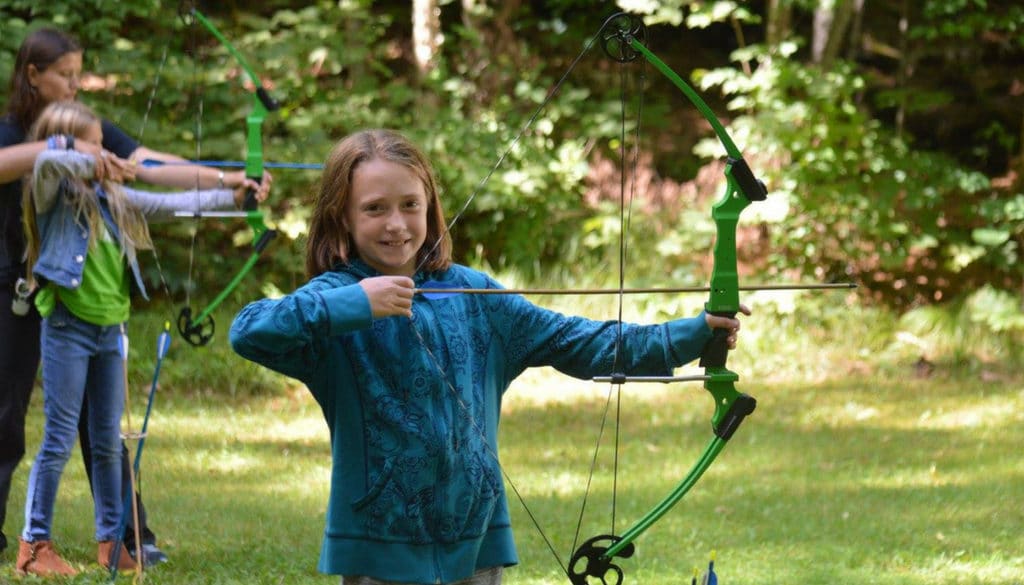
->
[[566, 13, 762, 585], [175, 4, 279, 346]]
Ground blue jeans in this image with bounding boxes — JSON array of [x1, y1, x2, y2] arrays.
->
[[22, 303, 124, 542]]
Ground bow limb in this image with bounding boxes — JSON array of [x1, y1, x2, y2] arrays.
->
[[176, 224, 275, 346], [177, 7, 280, 346]]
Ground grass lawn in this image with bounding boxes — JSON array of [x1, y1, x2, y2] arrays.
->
[[2, 299, 1022, 584]]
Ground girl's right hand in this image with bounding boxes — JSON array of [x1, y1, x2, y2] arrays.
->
[[77, 142, 135, 183], [359, 276, 415, 318]]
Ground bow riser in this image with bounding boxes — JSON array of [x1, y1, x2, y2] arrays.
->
[[177, 7, 279, 346]]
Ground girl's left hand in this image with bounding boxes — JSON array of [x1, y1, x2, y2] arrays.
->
[[224, 170, 273, 189], [231, 171, 274, 208], [103, 151, 137, 183], [704, 303, 752, 349]]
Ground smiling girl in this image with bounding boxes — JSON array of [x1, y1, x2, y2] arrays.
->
[[230, 129, 746, 585]]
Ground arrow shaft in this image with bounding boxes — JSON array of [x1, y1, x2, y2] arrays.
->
[[416, 282, 855, 297], [141, 158, 322, 170]]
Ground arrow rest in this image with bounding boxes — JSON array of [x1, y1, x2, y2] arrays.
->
[[568, 535, 636, 585], [600, 13, 647, 63]]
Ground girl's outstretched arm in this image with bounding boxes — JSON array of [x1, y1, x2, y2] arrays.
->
[[31, 148, 95, 212], [230, 275, 372, 382]]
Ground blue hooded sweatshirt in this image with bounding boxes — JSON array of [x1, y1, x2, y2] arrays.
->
[[229, 260, 713, 584]]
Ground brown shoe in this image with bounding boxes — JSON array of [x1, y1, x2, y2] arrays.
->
[[15, 538, 79, 577], [98, 540, 138, 572]]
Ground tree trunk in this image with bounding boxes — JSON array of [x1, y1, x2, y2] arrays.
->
[[766, 0, 793, 48], [458, 0, 522, 103], [811, 0, 861, 68], [844, 0, 866, 61], [895, 0, 911, 138], [413, 0, 442, 75]]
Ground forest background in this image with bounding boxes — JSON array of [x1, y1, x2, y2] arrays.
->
[[2, 0, 1023, 371], [1, 2, 1023, 584]]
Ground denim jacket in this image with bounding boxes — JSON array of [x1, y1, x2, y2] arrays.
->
[[31, 148, 236, 299]]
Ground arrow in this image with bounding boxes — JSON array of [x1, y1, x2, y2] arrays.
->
[[140, 158, 323, 170], [700, 551, 718, 585], [416, 280, 856, 300]]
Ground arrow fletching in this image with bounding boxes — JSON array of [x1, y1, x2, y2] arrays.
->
[[701, 551, 718, 585]]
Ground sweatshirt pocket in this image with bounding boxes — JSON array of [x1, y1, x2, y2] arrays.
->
[[438, 449, 501, 542], [351, 458, 394, 511], [350, 456, 433, 543]]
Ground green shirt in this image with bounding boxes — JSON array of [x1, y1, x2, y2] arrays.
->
[[36, 225, 130, 325]]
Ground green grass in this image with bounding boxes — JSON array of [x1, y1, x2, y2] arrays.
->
[[2, 295, 1022, 584]]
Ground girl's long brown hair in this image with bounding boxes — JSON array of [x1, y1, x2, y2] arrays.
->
[[22, 101, 153, 287], [305, 129, 452, 278]]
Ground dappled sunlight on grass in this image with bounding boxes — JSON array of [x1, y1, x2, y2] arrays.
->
[[516, 470, 590, 499], [498, 369, 1023, 584], [915, 392, 1023, 430], [8, 289, 1022, 584], [913, 552, 1024, 583], [158, 398, 328, 444], [187, 448, 262, 474]]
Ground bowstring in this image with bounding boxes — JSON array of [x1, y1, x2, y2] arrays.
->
[[136, 43, 178, 304], [568, 41, 647, 559], [414, 22, 606, 269], [404, 14, 649, 580], [183, 9, 204, 318], [405, 20, 614, 580], [404, 33, 607, 578], [128, 5, 203, 319]]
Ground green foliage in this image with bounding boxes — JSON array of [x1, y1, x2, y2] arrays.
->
[[2, 1, 633, 288], [689, 44, 1022, 309], [3, 0, 1023, 322], [891, 285, 1024, 367], [913, 0, 1024, 46]]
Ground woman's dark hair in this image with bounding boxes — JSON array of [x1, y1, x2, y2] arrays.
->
[[6, 28, 82, 131]]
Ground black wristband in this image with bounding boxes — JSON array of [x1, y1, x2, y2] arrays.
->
[[65, 134, 75, 151]]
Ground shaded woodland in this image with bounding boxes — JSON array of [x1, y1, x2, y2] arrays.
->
[[2, 1, 1022, 317]]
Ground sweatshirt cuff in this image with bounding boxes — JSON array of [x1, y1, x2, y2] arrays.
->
[[318, 285, 373, 335], [666, 312, 714, 366]]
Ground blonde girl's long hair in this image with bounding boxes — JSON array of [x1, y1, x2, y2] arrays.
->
[[22, 100, 153, 287], [306, 129, 452, 278]]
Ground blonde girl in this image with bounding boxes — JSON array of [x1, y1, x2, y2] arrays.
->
[[16, 100, 269, 577]]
